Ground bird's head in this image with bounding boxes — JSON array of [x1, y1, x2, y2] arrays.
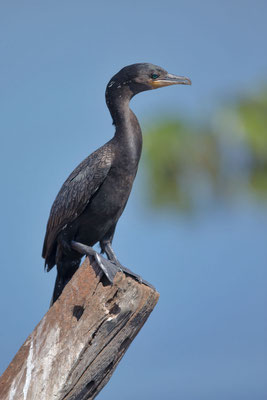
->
[[106, 63, 191, 99]]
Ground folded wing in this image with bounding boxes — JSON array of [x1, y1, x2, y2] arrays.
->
[[42, 142, 113, 270]]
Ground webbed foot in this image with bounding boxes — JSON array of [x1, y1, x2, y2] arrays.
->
[[71, 241, 118, 283], [71, 240, 155, 290], [116, 263, 155, 290], [100, 241, 155, 290]]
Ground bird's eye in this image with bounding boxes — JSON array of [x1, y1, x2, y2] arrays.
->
[[151, 73, 159, 79]]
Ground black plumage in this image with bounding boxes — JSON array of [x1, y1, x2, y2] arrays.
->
[[42, 63, 191, 304]]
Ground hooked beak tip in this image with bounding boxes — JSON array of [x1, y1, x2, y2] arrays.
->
[[167, 74, 192, 86], [184, 77, 192, 85], [150, 73, 192, 89]]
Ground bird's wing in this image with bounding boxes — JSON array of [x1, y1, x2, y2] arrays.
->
[[42, 142, 114, 264]]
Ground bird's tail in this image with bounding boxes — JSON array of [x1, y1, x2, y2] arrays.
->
[[50, 258, 80, 306]]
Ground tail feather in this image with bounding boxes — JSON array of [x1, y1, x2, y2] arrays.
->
[[50, 258, 80, 306]]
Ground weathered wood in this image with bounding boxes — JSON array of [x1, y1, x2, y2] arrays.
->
[[0, 257, 159, 400]]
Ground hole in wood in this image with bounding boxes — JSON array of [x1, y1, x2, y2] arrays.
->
[[119, 337, 131, 353], [106, 289, 119, 305], [73, 305, 84, 321], [109, 303, 121, 315], [103, 361, 114, 375], [86, 380, 95, 390]]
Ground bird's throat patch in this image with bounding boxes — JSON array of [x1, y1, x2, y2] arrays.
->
[[149, 79, 176, 89]]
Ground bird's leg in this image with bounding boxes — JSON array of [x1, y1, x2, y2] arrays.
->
[[71, 240, 118, 283], [101, 241, 123, 268], [100, 241, 155, 289]]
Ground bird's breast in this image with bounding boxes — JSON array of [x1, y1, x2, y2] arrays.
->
[[71, 147, 140, 246], [96, 167, 136, 215]]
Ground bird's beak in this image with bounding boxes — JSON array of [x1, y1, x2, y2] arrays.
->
[[150, 73, 192, 89]]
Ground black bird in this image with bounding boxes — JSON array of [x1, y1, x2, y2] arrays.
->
[[42, 63, 191, 304]]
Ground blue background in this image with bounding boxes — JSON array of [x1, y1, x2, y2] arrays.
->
[[1, 1, 267, 399]]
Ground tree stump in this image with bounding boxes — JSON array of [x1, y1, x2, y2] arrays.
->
[[0, 257, 159, 400]]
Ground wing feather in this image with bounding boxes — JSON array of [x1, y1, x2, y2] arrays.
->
[[42, 142, 113, 265]]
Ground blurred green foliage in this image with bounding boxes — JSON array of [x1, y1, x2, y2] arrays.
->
[[236, 88, 267, 194], [143, 86, 267, 210]]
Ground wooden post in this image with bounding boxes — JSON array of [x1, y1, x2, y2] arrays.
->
[[0, 257, 159, 400]]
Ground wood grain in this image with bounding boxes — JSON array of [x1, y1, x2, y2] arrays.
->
[[0, 257, 159, 400]]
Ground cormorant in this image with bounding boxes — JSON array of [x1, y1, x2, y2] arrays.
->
[[42, 63, 191, 304]]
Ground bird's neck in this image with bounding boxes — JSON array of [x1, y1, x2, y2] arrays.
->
[[106, 90, 143, 164]]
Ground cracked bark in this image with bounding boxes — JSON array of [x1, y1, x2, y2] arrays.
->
[[0, 257, 159, 400]]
